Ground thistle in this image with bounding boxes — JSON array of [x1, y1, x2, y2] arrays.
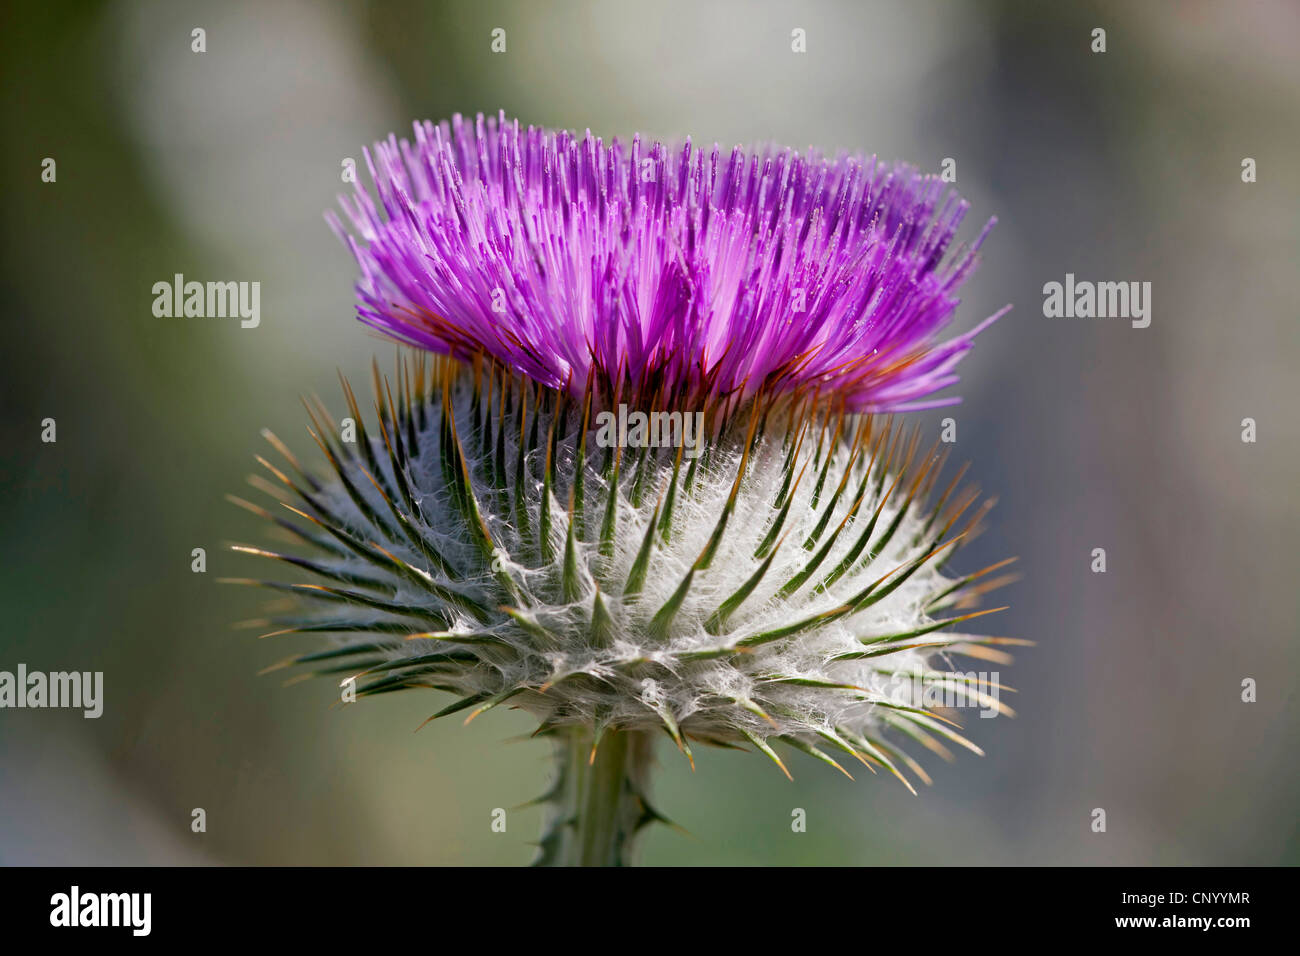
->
[[230, 113, 1019, 866]]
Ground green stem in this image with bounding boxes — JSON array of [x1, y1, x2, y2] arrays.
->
[[534, 727, 656, 866]]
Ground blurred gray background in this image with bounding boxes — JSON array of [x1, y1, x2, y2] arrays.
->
[[1, 0, 1296, 865]]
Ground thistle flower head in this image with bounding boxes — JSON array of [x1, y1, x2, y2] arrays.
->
[[328, 112, 1005, 413], [233, 117, 1017, 864]]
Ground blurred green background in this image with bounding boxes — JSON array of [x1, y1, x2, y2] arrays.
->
[[2, 0, 1297, 865]]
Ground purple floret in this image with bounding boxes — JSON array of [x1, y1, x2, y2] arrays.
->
[[329, 111, 1006, 412]]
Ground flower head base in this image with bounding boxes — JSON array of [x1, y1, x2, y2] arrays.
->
[[230, 357, 1021, 794], [330, 112, 1006, 413]]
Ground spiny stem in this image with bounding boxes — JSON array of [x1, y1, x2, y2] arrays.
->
[[536, 728, 656, 866]]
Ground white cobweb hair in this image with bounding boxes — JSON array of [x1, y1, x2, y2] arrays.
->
[[228, 355, 1023, 791]]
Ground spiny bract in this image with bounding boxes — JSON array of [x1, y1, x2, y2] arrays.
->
[[230, 356, 1021, 791]]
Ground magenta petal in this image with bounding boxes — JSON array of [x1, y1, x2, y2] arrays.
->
[[331, 111, 1005, 411]]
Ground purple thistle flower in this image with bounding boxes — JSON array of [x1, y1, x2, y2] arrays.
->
[[330, 110, 1005, 413], [234, 112, 1019, 865]]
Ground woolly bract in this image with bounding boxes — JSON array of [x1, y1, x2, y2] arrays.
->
[[230, 358, 1020, 791]]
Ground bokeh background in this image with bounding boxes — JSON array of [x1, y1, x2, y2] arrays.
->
[[2, 0, 1297, 865]]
